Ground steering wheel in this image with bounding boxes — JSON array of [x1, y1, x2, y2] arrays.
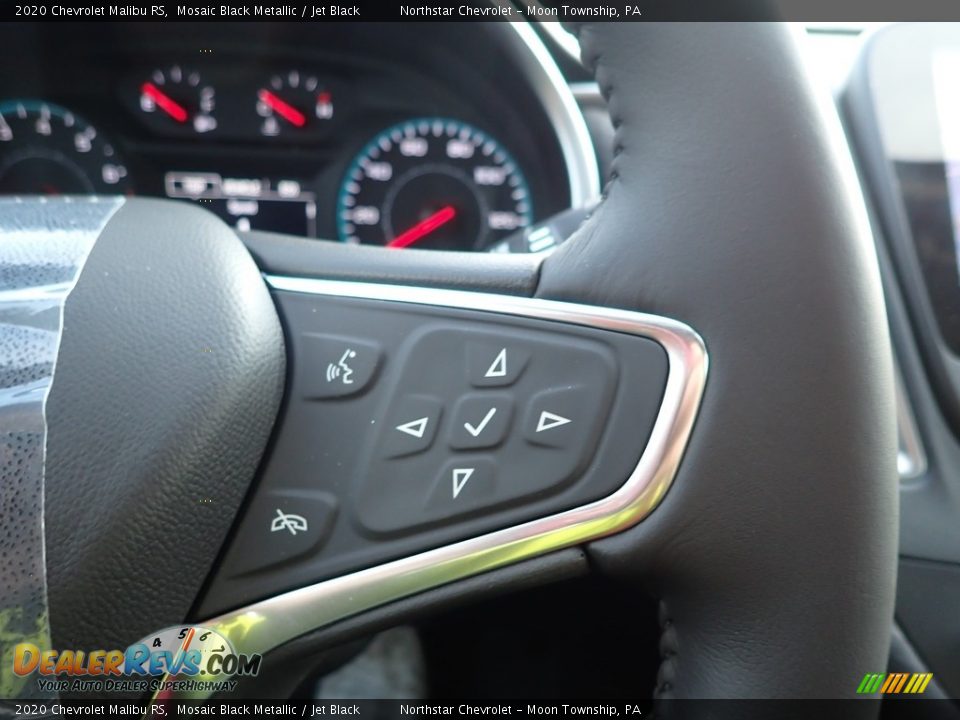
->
[[1, 21, 897, 710]]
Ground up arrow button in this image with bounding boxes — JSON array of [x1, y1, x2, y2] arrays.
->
[[467, 341, 529, 388], [484, 348, 508, 378]]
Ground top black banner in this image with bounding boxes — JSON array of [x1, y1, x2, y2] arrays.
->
[[7, 0, 960, 22]]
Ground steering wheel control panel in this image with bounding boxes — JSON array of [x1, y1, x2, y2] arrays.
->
[[355, 326, 618, 535], [199, 286, 670, 616]]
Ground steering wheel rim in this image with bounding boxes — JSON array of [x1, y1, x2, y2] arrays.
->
[[538, 21, 898, 702], [1, 19, 897, 710]]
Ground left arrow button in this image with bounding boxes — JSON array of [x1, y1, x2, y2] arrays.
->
[[396, 416, 430, 439], [381, 394, 444, 458]]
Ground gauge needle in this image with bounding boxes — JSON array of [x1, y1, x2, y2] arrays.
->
[[387, 206, 457, 249], [258, 89, 306, 128], [141, 82, 188, 123]]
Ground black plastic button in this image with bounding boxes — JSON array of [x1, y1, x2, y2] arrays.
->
[[523, 385, 589, 449], [227, 490, 337, 576], [467, 341, 530, 388], [300, 333, 381, 399], [381, 394, 443, 458], [448, 393, 513, 450], [427, 457, 497, 508]]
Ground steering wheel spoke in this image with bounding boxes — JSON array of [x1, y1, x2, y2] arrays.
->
[[188, 274, 706, 665]]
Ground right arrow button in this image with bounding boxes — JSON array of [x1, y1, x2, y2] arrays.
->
[[523, 386, 597, 450], [536, 410, 572, 433]]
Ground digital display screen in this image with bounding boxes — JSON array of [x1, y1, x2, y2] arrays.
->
[[891, 47, 960, 356], [855, 24, 960, 358], [932, 49, 960, 283], [164, 171, 317, 237]]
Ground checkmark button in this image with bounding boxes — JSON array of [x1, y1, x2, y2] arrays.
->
[[464, 407, 498, 438], [448, 393, 513, 449]]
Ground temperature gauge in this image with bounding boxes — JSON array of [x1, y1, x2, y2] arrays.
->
[[256, 70, 335, 139], [137, 65, 217, 135]]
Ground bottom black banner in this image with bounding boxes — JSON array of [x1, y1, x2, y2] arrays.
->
[[0, 698, 945, 720]]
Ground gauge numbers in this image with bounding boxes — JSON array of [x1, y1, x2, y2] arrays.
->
[[257, 70, 335, 138], [338, 118, 533, 251], [139, 65, 216, 134], [0, 100, 129, 195]]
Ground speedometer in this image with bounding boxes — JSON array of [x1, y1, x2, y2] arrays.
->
[[0, 100, 129, 195], [337, 118, 533, 251]]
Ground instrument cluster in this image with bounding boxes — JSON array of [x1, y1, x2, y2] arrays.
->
[[0, 24, 581, 253], [131, 65, 341, 140]]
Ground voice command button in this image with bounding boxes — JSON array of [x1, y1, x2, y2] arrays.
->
[[299, 333, 382, 399]]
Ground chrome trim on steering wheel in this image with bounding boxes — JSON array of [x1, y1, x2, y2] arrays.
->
[[500, 14, 601, 207], [158, 277, 707, 701]]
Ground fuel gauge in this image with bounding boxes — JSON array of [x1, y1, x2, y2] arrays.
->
[[138, 65, 217, 135], [256, 70, 335, 139]]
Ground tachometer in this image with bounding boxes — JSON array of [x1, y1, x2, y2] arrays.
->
[[0, 100, 130, 195], [337, 118, 533, 251]]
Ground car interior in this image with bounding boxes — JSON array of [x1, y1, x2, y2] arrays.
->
[[2, 16, 960, 715]]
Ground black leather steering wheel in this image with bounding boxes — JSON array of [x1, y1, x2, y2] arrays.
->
[[3, 20, 897, 711]]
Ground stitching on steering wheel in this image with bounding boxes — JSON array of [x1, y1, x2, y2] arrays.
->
[[565, 22, 677, 705]]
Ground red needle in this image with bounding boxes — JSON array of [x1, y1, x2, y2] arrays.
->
[[387, 206, 457, 249], [258, 89, 307, 128], [141, 82, 188, 123]]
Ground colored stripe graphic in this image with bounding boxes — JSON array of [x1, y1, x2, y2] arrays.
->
[[861, 673, 882, 694], [893, 673, 909, 693], [880, 674, 897, 694], [858, 672, 933, 694]]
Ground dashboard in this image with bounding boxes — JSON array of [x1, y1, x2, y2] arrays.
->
[[3, 16, 960, 700], [0, 22, 598, 252]]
